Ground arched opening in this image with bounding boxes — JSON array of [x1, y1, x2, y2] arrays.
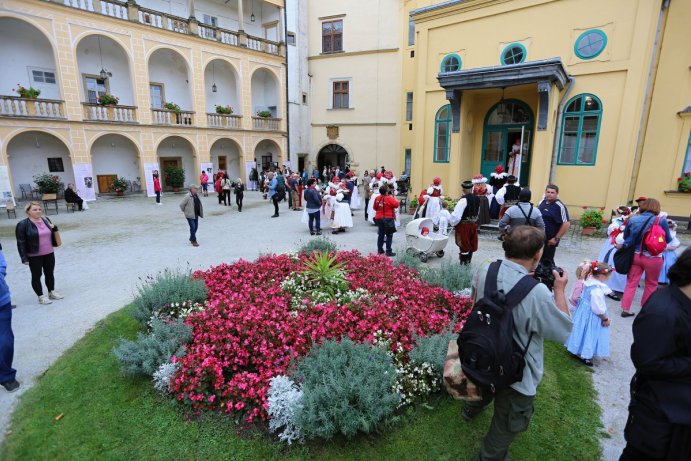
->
[[317, 144, 349, 172], [147, 49, 193, 116], [481, 99, 534, 185], [254, 139, 281, 171], [0, 17, 62, 117], [91, 134, 141, 194], [204, 59, 240, 116], [210, 138, 242, 180], [156, 136, 195, 190], [251, 68, 279, 118], [7, 131, 74, 198]]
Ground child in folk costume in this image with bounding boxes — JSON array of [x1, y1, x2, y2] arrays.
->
[[322, 186, 336, 225], [471, 174, 493, 226], [437, 200, 452, 236], [425, 177, 444, 225], [597, 206, 630, 300], [659, 219, 680, 284], [331, 191, 353, 234], [565, 261, 614, 367], [413, 188, 429, 220]]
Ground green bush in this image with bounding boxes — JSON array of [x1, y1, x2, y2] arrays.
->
[[113, 318, 192, 376], [297, 237, 338, 255], [410, 324, 457, 377], [420, 261, 472, 293], [393, 251, 422, 272], [580, 209, 605, 230], [294, 338, 400, 440], [164, 166, 185, 189], [132, 268, 207, 324]]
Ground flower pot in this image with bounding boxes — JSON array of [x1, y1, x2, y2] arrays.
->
[[173, 187, 180, 193], [116, 190, 124, 197], [581, 226, 597, 236]]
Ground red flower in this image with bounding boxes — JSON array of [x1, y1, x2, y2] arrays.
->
[[582, 206, 588, 209], [600, 207, 605, 211]]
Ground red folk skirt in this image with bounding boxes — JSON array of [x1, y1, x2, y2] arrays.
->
[[455, 222, 478, 253]]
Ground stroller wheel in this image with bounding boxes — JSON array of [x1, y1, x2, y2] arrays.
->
[[406, 248, 415, 256], [436, 250, 445, 258], [419, 253, 429, 263]]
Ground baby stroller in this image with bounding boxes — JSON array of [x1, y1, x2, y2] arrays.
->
[[405, 218, 448, 262]]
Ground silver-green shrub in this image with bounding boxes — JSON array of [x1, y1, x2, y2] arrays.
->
[[113, 318, 192, 376], [132, 268, 207, 324], [393, 250, 423, 272], [267, 375, 304, 444], [409, 324, 458, 377], [294, 338, 400, 439], [153, 361, 180, 394], [420, 261, 473, 293], [297, 237, 337, 255]]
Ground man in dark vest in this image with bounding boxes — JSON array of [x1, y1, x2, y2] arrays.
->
[[495, 175, 522, 219], [450, 180, 481, 265]]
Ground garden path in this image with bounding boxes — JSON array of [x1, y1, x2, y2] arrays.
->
[[0, 192, 679, 460]]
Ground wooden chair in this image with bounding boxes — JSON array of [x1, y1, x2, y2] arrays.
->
[[41, 193, 59, 215], [65, 201, 77, 213], [6, 202, 17, 219]]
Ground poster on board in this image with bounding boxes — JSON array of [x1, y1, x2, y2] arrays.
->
[[245, 161, 256, 186], [144, 163, 160, 198], [200, 162, 213, 181], [72, 163, 96, 201], [0, 166, 16, 208]]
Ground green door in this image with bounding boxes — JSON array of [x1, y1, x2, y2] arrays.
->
[[481, 100, 534, 185]]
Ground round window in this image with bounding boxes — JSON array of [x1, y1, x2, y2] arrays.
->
[[501, 44, 526, 65], [574, 30, 607, 59], [441, 54, 461, 73]]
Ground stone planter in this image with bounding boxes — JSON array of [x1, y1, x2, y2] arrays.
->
[[581, 226, 597, 236], [115, 190, 125, 197]]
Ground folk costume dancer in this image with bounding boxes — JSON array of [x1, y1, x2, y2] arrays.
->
[[489, 165, 508, 219], [495, 175, 522, 219], [348, 173, 362, 210], [597, 207, 630, 299], [425, 177, 444, 225], [472, 174, 493, 226], [331, 191, 353, 234], [367, 175, 383, 224], [413, 188, 429, 220], [450, 181, 481, 265], [508, 138, 522, 178]]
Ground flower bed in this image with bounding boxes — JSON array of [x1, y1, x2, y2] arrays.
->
[[170, 251, 472, 425]]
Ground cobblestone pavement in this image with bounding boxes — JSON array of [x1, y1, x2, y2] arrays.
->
[[0, 192, 685, 459]]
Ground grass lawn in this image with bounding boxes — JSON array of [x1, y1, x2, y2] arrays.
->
[[1, 306, 603, 461]]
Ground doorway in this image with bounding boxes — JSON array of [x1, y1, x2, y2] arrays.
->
[[317, 144, 348, 173], [160, 157, 181, 188], [97, 174, 117, 194], [481, 100, 534, 185]]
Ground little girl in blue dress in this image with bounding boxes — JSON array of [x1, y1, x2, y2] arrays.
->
[[565, 261, 614, 367]]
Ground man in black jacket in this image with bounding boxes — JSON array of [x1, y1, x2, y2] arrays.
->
[[620, 247, 691, 461], [64, 183, 84, 211]]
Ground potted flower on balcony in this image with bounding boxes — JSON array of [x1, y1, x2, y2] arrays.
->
[[256, 110, 272, 118], [109, 177, 129, 196], [12, 84, 41, 99], [33, 173, 62, 196], [215, 105, 233, 115], [580, 207, 605, 236], [677, 172, 690, 192], [164, 102, 182, 114], [97, 94, 120, 106], [164, 166, 185, 192]]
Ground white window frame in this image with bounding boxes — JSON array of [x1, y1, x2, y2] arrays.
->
[[287, 32, 296, 45], [202, 14, 218, 27], [328, 77, 353, 110], [28, 67, 58, 88]]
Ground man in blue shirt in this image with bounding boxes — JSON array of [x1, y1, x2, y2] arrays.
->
[[0, 244, 19, 393], [538, 184, 570, 266], [268, 172, 280, 218]]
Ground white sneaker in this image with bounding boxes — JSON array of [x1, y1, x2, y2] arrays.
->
[[49, 291, 64, 300], [38, 295, 53, 305], [156, 203, 162, 206]]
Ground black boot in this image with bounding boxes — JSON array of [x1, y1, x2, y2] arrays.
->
[[459, 252, 473, 265]]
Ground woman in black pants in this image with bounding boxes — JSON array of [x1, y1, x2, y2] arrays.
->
[[234, 178, 245, 212], [15, 202, 64, 305]]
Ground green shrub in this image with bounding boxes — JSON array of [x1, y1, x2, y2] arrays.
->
[[393, 251, 422, 272], [297, 237, 337, 255], [132, 268, 207, 324], [420, 261, 472, 293], [294, 338, 400, 439], [113, 318, 192, 376], [410, 324, 457, 376], [580, 209, 605, 230], [164, 166, 185, 189]]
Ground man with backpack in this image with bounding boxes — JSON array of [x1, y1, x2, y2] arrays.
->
[[460, 225, 572, 461], [498, 188, 545, 237]]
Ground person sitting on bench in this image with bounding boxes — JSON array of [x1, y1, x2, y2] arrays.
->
[[64, 183, 84, 211]]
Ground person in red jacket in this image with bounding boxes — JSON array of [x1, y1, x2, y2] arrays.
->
[[153, 171, 162, 205], [374, 185, 399, 256]]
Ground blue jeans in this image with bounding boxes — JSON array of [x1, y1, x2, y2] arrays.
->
[[187, 217, 198, 242], [0, 301, 16, 383], [377, 219, 393, 254], [308, 211, 321, 232]]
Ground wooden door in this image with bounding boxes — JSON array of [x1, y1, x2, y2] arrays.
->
[[218, 156, 227, 171], [97, 175, 117, 194]]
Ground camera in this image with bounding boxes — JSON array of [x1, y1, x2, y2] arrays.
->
[[533, 262, 564, 291]]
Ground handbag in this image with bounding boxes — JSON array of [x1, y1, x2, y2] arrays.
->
[[44, 217, 62, 247], [613, 216, 653, 275]]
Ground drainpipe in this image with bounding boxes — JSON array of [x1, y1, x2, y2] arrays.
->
[[548, 76, 575, 184], [282, 2, 291, 165], [626, 0, 670, 202]]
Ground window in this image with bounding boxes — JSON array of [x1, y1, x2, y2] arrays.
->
[[83, 75, 109, 104], [501, 44, 526, 65], [405, 92, 413, 121], [30, 69, 57, 85], [287, 32, 296, 45], [574, 29, 607, 59], [322, 19, 343, 53], [149, 83, 165, 109], [404, 149, 412, 175], [683, 132, 691, 175], [202, 14, 218, 27], [332, 81, 349, 109], [434, 105, 451, 163], [408, 16, 415, 46], [558, 94, 602, 165], [47, 158, 64, 173], [440, 54, 461, 73]]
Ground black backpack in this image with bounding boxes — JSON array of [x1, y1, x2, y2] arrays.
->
[[457, 260, 538, 393]]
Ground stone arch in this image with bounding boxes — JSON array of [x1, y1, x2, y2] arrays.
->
[[209, 138, 243, 180]]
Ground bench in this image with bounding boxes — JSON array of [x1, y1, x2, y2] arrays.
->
[[65, 202, 78, 213], [41, 193, 59, 215], [669, 214, 691, 235]]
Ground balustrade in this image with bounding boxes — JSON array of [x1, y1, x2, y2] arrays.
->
[[152, 108, 194, 126], [0, 96, 65, 119], [207, 113, 242, 129], [252, 116, 281, 131], [82, 103, 137, 123]]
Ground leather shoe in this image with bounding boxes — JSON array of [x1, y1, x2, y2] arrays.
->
[[621, 311, 635, 318]]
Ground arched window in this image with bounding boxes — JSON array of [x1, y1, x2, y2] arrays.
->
[[574, 30, 607, 59], [440, 54, 461, 73], [434, 105, 451, 163], [558, 94, 602, 165], [501, 44, 526, 65]]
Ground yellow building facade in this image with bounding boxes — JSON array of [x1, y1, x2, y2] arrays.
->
[[405, 0, 690, 216], [0, 0, 286, 198]]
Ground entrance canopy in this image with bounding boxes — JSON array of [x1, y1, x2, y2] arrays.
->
[[438, 58, 569, 132]]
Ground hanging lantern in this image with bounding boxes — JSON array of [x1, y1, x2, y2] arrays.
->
[[212, 83, 217, 93]]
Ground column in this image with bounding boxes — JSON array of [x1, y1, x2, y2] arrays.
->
[[238, 0, 245, 31], [188, 0, 196, 19], [278, 6, 285, 43]]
